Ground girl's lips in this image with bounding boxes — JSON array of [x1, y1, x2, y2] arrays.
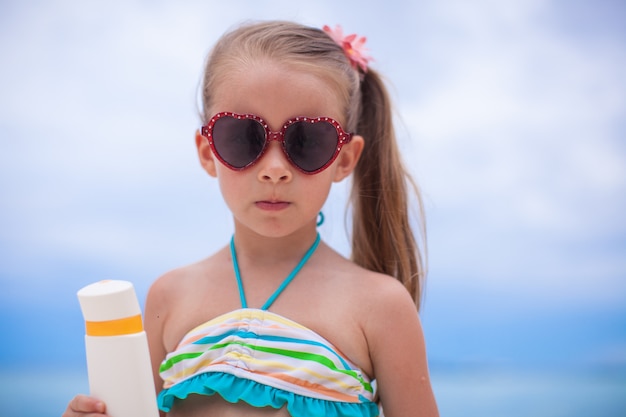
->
[[255, 201, 290, 211]]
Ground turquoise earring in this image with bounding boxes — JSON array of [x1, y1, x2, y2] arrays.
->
[[316, 211, 325, 227]]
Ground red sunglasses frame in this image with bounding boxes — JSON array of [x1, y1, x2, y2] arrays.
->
[[200, 112, 353, 175]]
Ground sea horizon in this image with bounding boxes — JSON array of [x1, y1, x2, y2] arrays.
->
[[2, 361, 624, 417]]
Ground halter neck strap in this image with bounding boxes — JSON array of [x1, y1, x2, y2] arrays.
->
[[229, 233, 321, 310]]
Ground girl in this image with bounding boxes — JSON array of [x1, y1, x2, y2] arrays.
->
[[64, 21, 438, 417]]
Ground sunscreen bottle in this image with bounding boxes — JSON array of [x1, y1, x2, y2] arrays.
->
[[77, 280, 159, 417]]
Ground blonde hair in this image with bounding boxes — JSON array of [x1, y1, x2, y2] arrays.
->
[[200, 21, 427, 310]]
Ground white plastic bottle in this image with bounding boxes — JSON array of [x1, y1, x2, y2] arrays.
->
[[77, 280, 159, 417]]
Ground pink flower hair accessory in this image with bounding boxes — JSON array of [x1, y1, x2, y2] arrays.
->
[[323, 24, 372, 73]]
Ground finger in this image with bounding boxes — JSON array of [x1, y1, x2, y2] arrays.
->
[[67, 394, 106, 414]]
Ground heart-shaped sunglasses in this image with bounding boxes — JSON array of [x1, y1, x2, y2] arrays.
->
[[201, 112, 353, 174]]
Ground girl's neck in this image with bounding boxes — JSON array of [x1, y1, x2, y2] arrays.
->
[[231, 223, 320, 265]]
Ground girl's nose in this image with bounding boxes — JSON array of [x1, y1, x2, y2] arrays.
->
[[257, 142, 293, 184]]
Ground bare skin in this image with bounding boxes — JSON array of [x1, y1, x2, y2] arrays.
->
[[149, 235, 437, 416], [64, 240, 438, 417]]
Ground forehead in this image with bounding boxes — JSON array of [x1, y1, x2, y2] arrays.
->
[[210, 60, 346, 127]]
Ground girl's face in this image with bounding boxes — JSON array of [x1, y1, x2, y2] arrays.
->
[[195, 60, 363, 239]]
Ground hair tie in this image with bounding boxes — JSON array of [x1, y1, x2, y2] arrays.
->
[[322, 25, 372, 73]]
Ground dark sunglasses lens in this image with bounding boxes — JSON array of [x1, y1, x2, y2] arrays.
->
[[212, 117, 266, 168], [284, 122, 338, 172]]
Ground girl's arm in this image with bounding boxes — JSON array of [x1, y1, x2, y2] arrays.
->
[[145, 276, 172, 417], [365, 279, 439, 417]]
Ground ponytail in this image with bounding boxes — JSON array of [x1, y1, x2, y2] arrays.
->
[[350, 69, 427, 311]]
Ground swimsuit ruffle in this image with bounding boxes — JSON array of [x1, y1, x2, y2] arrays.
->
[[158, 371, 380, 417]]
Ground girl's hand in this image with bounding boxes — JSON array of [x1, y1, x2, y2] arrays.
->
[[62, 395, 108, 416]]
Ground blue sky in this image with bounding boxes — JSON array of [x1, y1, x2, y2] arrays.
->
[[1, 0, 625, 383]]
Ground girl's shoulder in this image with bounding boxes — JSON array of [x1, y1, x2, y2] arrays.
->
[[146, 245, 237, 323], [288, 243, 418, 378], [310, 243, 418, 337], [149, 246, 230, 295], [315, 242, 412, 304], [146, 245, 237, 350]]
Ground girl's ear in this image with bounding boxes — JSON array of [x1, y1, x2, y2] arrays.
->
[[195, 130, 217, 177], [333, 135, 364, 182]]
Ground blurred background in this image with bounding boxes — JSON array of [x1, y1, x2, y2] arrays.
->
[[1, 0, 624, 416]]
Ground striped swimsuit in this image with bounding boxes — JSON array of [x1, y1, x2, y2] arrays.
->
[[157, 234, 379, 417]]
